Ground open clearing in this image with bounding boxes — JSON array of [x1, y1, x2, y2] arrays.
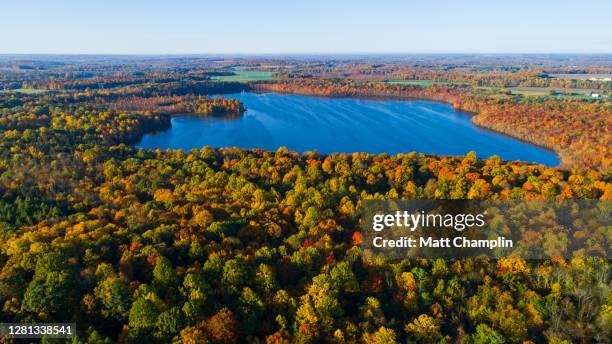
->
[[475, 86, 604, 98], [508, 87, 602, 97], [211, 71, 274, 82], [0, 88, 49, 94]]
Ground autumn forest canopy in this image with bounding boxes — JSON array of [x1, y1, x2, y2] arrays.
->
[[0, 54, 610, 343]]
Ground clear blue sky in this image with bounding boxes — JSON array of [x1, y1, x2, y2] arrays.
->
[[2, 0, 611, 54]]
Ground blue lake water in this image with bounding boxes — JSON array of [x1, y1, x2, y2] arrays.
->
[[136, 92, 559, 166]]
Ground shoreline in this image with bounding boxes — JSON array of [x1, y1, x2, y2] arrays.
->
[[470, 121, 562, 165]]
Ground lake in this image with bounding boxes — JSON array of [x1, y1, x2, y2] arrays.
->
[[136, 92, 560, 166]]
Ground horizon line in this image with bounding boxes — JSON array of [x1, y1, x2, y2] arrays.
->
[[2, 52, 612, 56]]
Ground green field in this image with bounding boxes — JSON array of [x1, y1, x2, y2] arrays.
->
[[474, 86, 602, 99], [211, 71, 274, 82], [0, 88, 49, 94], [508, 87, 601, 98], [385, 80, 468, 87]]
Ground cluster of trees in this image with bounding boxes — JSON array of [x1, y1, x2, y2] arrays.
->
[[0, 85, 610, 343], [462, 98, 611, 170], [91, 95, 245, 117], [516, 77, 611, 90], [256, 79, 611, 170], [185, 96, 245, 116]]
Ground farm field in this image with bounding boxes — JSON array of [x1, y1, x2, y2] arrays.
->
[[474, 86, 604, 98], [508, 86, 603, 97], [211, 70, 275, 82], [0, 88, 49, 94]]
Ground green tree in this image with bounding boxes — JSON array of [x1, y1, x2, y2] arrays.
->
[[222, 259, 248, 294], [329, 262, 359, 294], [255, 264, 278, 293], [471, 324, 505, 344], [156, 306, 184, 336], [128, 298, 158, 329], [153, 256, 179, 288], [94, 277, 130, 320], [22, 271, 73, 316]]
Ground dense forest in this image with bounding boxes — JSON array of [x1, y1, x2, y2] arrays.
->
[[0, 56, 610, 343]]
